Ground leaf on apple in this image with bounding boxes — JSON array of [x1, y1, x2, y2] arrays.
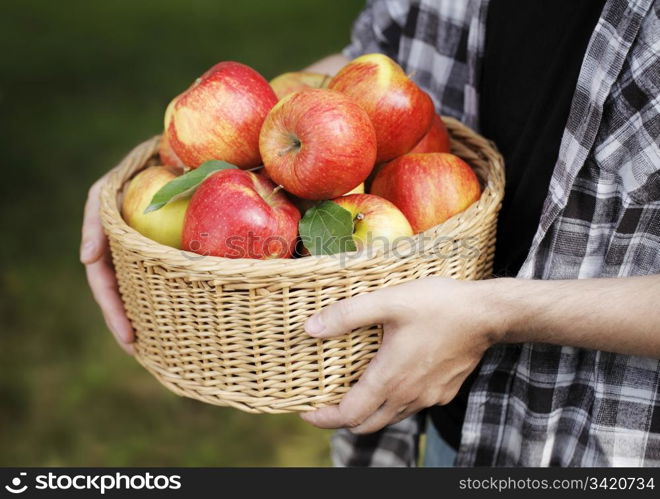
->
[[299, 201, 357, 256], [144, 160, 237, 214]]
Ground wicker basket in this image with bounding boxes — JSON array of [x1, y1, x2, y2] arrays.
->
[[99, 117, 504, 414]]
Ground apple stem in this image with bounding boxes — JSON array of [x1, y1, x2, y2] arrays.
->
[[264, 185, 283, 203], [356, 213, 365, 221], [278, 135, 302, 157], [407, 70, 418, 79], [320, 74, 332, 87]]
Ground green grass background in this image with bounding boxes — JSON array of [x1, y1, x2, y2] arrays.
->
[[0, 0, 364, 466]]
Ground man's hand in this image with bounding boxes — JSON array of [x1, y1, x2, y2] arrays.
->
[[80, 177, 134, 355], [301, 273, 660, 434], [301, 278, 503, 434]]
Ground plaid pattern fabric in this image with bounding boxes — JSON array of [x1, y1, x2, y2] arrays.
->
[[334, 0, 660, 467], [331, 413, 423, 466]]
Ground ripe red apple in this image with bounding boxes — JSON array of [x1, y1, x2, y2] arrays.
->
[[159, 95, 185, 167], [270, 71, 331, 100], [409, 114, 451, 154], [259, 88, 377, 200], [328, 53, 434, 163], [332, 194, 413, 249], [159, 133, 185, 167], [370, 153, 481, 234], [182, 169, 300, 259], [167, 61, 278, 169]]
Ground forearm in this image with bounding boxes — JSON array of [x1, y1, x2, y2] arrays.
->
[[304, 53, 350, 75], [485, 275, 660, 358]]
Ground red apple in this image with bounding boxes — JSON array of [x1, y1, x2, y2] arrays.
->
[[270, 71, 331, 100], [182, 169, 300, 259], [409, 114, 451, 154], [159, 133, 185, 167], [159, 95, 186, 167], [167, 61, 278, 169], [259, 88, 377, 200], [328, 53, 434, 163], [332, 194, 413, 249], [370, 153, 481, 234]]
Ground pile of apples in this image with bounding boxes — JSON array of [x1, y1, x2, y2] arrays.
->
[[122, 54, 482, 259]]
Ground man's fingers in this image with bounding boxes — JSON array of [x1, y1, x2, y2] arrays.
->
[[387, 401, 425, 427], [85, 258, 134, 354], [300, 359, 389, 429], [349, 399, 413, 435], [82, 177, 134, 355], [305, 288, 396, 338], [80, 179, 107, 264]]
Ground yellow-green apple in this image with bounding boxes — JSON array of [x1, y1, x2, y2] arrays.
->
[[159, 95, 185, 167], [332, 193, 413, 249], [409, 114, 451, 154], [182, 169, 300, 259], [345, 183, 365, 195], [167, 61, 277, 169], [328, 53, 434, 163], [121, 166, 189, 248], [269, 71, 331, 100], [370, 153, 481, 234], [259, 88, 377, 200]]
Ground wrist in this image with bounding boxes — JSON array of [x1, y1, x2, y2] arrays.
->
[[476, 277, 530, 345]]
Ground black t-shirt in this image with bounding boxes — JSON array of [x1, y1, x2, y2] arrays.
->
[[429, 0, 606, 450]]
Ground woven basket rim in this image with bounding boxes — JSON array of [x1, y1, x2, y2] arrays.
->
[[100, 116, 504, 277]]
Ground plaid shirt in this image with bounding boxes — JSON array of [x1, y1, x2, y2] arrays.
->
[[334, 0, 660, 467]]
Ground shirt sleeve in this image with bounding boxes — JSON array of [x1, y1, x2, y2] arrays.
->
[[343, 0, 411, 60]]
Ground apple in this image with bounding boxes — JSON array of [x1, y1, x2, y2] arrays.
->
[[270, 71, 331, 100], [159, 133, 185, 167], [328, 53, 434, 163], [167, 61, 278, 169], [182, 169, 300, 259], [259, 88, 377, 200], [122, 165, 189, 249], [159, 95, 185, 167], [345, 183, 365, 195], [370, 153, 481, 234], [409, 114, 451, 154], [332, 194, 413, 249], [289, 183, 365, 216]]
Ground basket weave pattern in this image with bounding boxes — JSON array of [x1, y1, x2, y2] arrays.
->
[[100, 117, 504, 413]]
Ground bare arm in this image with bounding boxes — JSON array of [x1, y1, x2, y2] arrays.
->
[[301, 275, 660, 433], [495, 275, 660, 358]]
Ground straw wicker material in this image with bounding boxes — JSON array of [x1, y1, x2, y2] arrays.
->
[[99, 117, 504, 414]]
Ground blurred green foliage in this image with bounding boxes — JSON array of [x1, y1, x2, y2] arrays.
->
[[0, 0, 363, 466]]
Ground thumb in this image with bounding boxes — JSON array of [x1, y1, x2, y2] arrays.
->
[[305, 288, 394, 338]]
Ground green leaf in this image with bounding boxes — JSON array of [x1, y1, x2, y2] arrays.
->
[[299, 201, 357, 256], [143, 160, 237, 214]]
